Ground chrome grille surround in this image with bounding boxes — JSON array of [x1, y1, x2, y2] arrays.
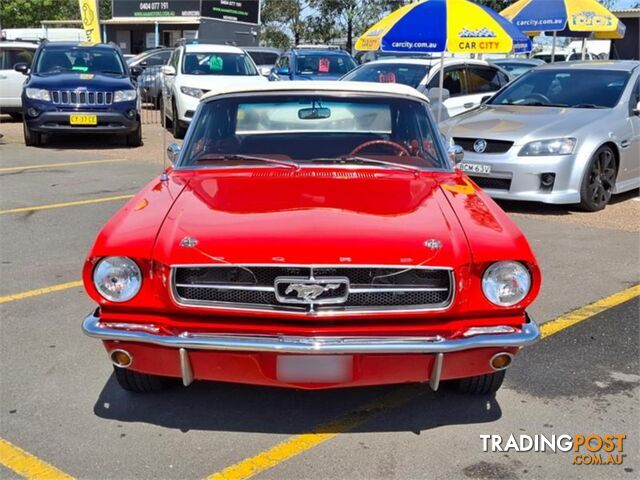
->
[[51, 90, 113, 106], [170, 264, 455, 315]]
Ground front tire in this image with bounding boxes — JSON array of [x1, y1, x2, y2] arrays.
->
[[125, 121, 143, 147], [578, 146, 617, 212], [171, 100, 186, 139], [9, 112, 23, 121], [23, 122, 43, 147], [113, 366, 168, 393], [454, 370, 506, 395]]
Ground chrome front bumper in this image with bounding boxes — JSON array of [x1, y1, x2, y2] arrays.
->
[[82, 313, 539, 355]]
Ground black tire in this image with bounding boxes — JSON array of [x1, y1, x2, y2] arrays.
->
[[9, 112, 23, 121], [578, 146, 617, 212], [171, 100, 186, 139], [23, 121, 42, 147], [454, 370, 506, 395], [113, 366, 168, 393], [126, 121, 143, 147]]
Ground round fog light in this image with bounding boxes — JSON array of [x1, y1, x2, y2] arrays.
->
[[126, 109, 136, 119], [110, 349, 132, 368], [541, 173, 556, 188], [27, 108, 39, 117], [489, 352, 513, 371]]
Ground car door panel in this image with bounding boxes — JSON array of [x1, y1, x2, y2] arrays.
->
[[0, 47, 34, 108], [428, 65, 468, 117]]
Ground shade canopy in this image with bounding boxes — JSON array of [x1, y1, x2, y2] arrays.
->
[[501, 0, 622, 35], [356, 0, 532, 54]]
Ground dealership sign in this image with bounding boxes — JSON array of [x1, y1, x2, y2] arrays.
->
[[201, 0, 260, 24], [112, 1, 200, 17]]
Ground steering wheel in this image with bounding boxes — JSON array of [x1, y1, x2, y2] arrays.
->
[[524, 93, 552, 105], [349, 140, 411, 157]]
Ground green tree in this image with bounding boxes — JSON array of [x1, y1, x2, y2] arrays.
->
[[260, 0, 312, 47], [0, 0, 112, 29]]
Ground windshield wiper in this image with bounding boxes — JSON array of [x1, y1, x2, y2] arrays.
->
[[195, 154, 299, 169], [99, 70, 125, 75], [522, 101, 569, 107], [572, 103, 607, 109], [313, 156, 421, 174]]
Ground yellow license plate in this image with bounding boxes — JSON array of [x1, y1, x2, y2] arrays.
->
[[69, 114, 97, 125]]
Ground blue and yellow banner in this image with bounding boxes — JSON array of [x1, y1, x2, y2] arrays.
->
[[355, 0, 531, 54], [79, 0, 101, 44]]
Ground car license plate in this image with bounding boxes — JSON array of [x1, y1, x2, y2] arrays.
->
[[277, 355, 353, 383], [69, 114, 97, 126], [459, 162, 491, 175]]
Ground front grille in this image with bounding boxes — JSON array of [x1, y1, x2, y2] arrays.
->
[[469, 176, 512, 191], [172, 265, 453, 314], [454, 138, 514, 154], [51, 90, 113, 106]]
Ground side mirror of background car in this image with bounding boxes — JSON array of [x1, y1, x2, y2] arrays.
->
[[166, 143, 181, 165], [427, 87, 450, 102], [448, 144, 464, 165], [161, 65, 176, 76], [634, 101, 640, 116], [259, 66, 271, 76], [130, 66, 143, 78], [139, 60, 148, 69], [481, 95, 492, 104], [14, 63, 30, 75], [277, 67, 290, 76]]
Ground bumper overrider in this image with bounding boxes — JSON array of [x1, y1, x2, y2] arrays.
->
[[82, 312, 540, 390]]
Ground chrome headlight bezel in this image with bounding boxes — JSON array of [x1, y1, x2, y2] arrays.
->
[[482, 261, 531, 307], [92, 256, 142, 303], [180, 86, 204, 98], [25, 88, 51, 102], [113, 89, 137, 102], [518, 138, 576, 156]]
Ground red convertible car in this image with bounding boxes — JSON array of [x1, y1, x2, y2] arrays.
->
[[82, 82, 541, 394]]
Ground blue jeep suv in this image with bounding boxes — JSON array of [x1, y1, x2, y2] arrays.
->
[[269, 48, 357, 81], [16, 41, 142, 147]]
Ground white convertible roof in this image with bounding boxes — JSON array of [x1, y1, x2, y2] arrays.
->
[[201, 80, 428, 101]]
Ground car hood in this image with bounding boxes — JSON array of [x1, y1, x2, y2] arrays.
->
[[152, 169, 472, 267], [179, 74, 268, 90], [441, 104, 609, 143], [28, 72, 133, 90]]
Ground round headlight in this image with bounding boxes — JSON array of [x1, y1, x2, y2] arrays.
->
[[93, 256, 142, 302], [482, 261, 531, 307]]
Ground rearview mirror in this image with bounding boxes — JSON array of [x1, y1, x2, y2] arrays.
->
[[167, 143, 181, 165], [448, 144, 464, 164], [298, 107, 331, 120], [14, 63, 29, 75], [161, 65, 176, 76], [427, 87, 450, 102]]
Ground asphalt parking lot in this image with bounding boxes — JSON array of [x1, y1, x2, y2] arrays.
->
[[0, 115, 639, 480]]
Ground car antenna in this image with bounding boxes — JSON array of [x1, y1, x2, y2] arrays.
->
[[160, 97, 169, 182]]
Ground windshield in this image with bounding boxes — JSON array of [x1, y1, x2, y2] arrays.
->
[[489, 69, 630, 108], [35, 46, 126, 75], [295, 54, 356, 75], [179, 95, 448, 171], [182, 52, 258, 75], [493, 62, 535, 77], [342, 63, 429, 88], [533, 54, 567, 63]]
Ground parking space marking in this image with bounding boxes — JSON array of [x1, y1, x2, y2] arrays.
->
[[206, 284, 640, 480], [0, 195, 134, 215], [0, 158, 127, 173], [208, 385, 425, 480], [0, 438, 74, 480], [540, 284, 640, 338], [0, 281, 83, 304]]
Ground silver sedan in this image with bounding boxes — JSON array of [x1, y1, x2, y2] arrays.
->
[[441, 61, 640, 211]]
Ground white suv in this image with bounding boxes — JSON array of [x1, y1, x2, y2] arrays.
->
[[0, 41, 37, 119], [161, 43, 267, 138], [341, 58, 511, 120]]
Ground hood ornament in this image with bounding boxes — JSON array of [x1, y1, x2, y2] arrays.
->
[[424, 239, 442, 250], [180, 236, 198, 248]]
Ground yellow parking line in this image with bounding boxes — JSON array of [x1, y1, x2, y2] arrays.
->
[[208, 385, 425, 480], [540, 284, 640, 338], [0, 281, 83, 304], [0, 158, 127, 173], [206, 284, 640, 480], [0, 437, 74, 479], [0, 194, 134, 215]]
